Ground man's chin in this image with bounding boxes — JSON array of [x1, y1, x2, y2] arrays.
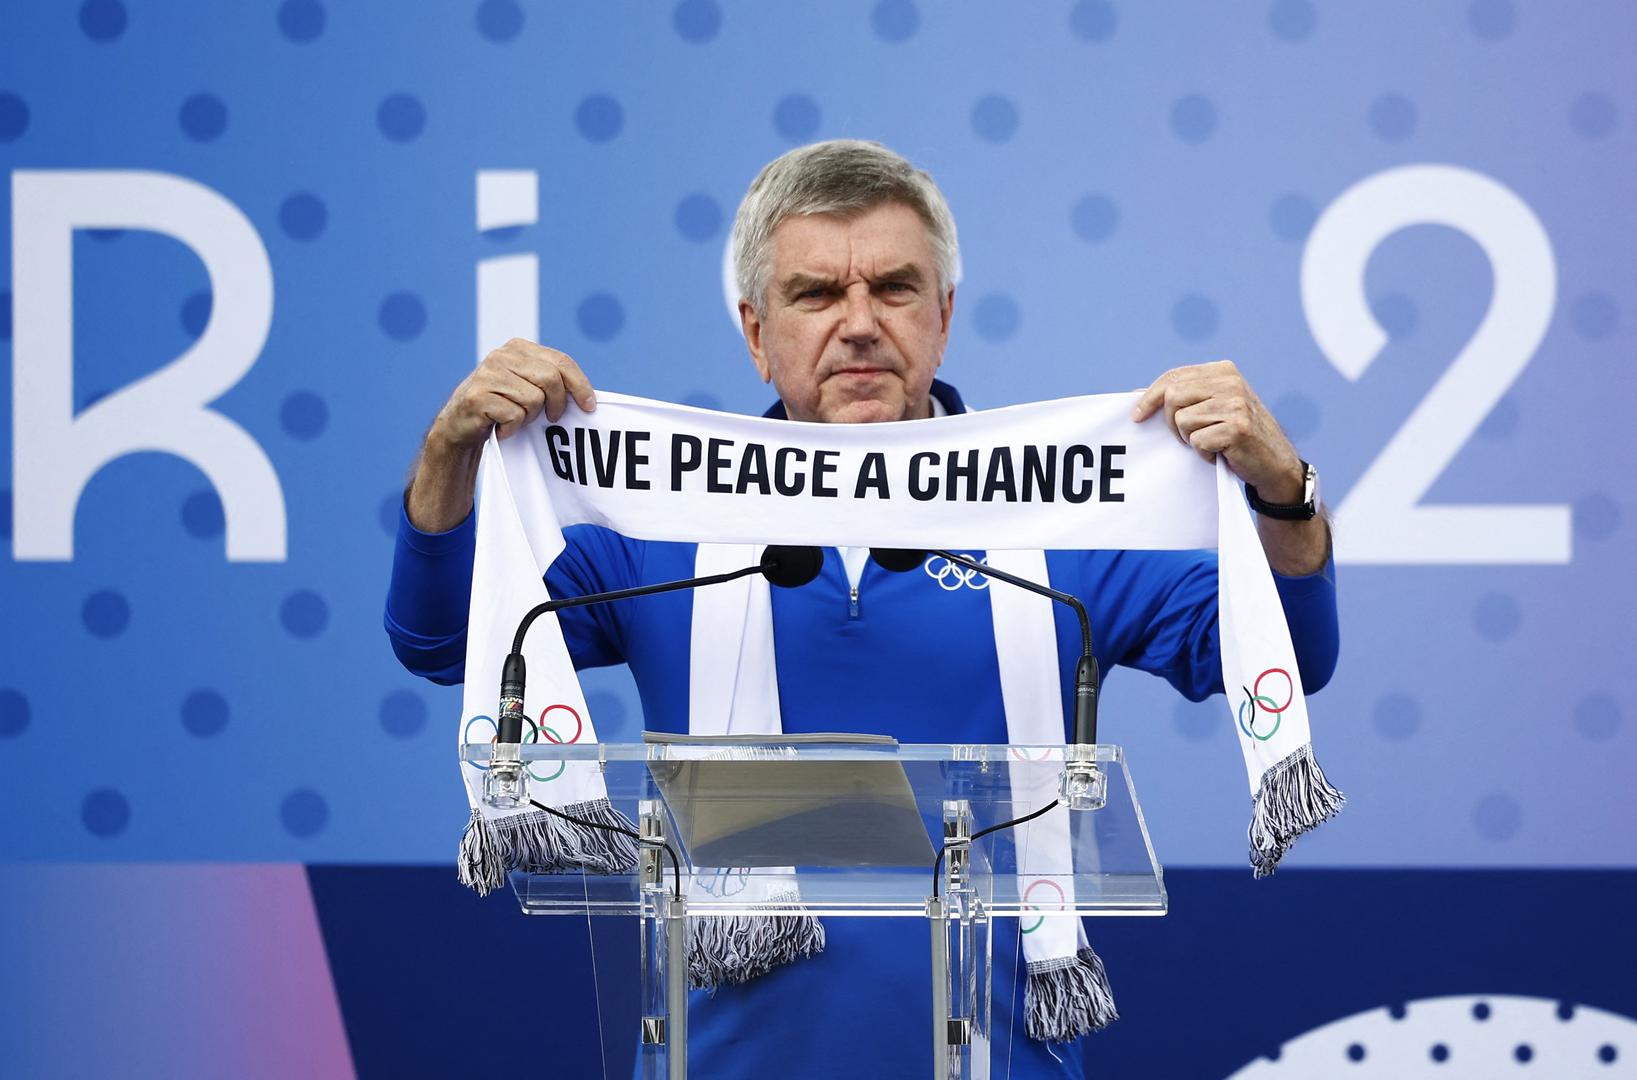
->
[[818, 398, 911, 424]]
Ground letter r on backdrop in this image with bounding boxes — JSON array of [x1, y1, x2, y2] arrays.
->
[[10, 170, 287, 561]]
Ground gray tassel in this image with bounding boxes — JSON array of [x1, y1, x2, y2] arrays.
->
[[457, 808, 506, 896], [1248, 742, 1346, 879], [687, 893, 826, 991], [457, 798, 641, 897], [1025, 946, 1119, 1041]]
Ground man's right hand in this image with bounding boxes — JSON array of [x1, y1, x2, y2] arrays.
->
[[405, 339, 598, 533]]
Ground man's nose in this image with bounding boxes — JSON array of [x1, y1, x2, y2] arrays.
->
[[838, 284, 880, 343]]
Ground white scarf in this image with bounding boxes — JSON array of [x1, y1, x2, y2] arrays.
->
[[456, 390, 1343, 1041]]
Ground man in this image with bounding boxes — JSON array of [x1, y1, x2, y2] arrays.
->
[[387, 140, 1337, 1077]]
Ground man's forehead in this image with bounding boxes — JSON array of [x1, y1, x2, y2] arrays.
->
[[770, 203, 935, 275]]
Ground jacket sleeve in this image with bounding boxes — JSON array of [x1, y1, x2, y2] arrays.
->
[[1100, 549, 1339, 702], [383, 500, 631, 685]]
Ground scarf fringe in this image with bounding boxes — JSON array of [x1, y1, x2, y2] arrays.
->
[[457, 798, 641, 897], [1248, 742, 1346, 879], [1025, 946, 1119, 1041], [687, 892, 826, 991]]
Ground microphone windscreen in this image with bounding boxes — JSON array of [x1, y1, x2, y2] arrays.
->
[[760, 545, 824, 588], [870, 548, 927, 574]]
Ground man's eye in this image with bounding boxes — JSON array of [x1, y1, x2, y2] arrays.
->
[[881, 282, 913, 293]]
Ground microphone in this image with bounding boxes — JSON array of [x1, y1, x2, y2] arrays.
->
[[870, 547, 1106, 811], [485, 544, 823, 807]]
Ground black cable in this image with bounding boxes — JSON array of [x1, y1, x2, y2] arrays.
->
[[931, 799, 1061, 901], [928, 549, 1093, 662], [512, 563, 766, 654], [529, 798, 683, 902]]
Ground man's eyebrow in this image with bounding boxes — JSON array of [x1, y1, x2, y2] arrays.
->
[[872, 264, 927, 285], [779, 272, 839, 296]]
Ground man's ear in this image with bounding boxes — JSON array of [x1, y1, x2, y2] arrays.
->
[[939, 286, 956, 344], [740, 299, 772, 383]]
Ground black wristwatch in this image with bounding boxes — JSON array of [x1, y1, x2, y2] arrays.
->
[[1245, 460, 1319, 521]]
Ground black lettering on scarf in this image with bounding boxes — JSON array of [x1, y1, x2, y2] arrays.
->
[[853, 452, 890, 499]]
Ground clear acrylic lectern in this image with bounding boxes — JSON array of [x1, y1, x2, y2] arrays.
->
[[459, 737, 1166, 1079]]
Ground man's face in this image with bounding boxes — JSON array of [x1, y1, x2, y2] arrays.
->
[[740, 201, 955, 424]]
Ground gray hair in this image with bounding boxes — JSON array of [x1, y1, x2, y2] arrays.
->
[[731, 139, 961, 315]]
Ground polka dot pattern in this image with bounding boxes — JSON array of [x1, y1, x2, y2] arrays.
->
[[1068, 0, 1116, 42], [1171, 293, 1219, 341], [0, 688, 30, 738], [1372, 292, 1419, 340], [773, 94, 820, 141], [379, 689, 428, 738], [1070, 194, 1119, 244], [1268, 0, 1317, 42], [1472, 592, 1521, 642], [278, 192, 327, 240], [1473, 793, 1521, 841], [1477, 394, 1519, 440], [1372, 692, 1421, 741], [1570, 93, 1617, 140], [1572, 694, 1620, 741], [871, 0, 918, 43], [674, 193, 723, 242], [280, 788, 329, 837], [181, 689, 230, 738], [82, 788, 131, 837], [972, 293, 1021, 342], [577, 292, 625, 341], [672, 0, 722, 43], [475, 0, 524, 43], [971, 94, 1020, 143], [179, 93, 229, 142], [82, 590, 131, 638], [378, 492, 403, 535], [575, 94, 624, 143], [0, 93, 29, 141], [0, 0, 1627, 893], [280, 590, 329, 638], [1468, 0, 1515, 41], [276, 0, 326, 43], [79, 0, 128, 42], [377, 93, 426, 142], [1572, 494, 1620, 541], [379, 292, 427, 341], [1171, 699, 1216, 742], [1273, 391, 1321, 442], [1170, 94, 1218, 144], [180, 291, 212, 338], [1570, 292, 1618, 340], [180, 490, 225, 538], [1368, 93, 1418, 142], [1269, 193, 1317, 242], [280, 391, 329, 440]]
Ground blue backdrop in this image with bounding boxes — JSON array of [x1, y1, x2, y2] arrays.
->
[[2, 2, 1633, 1076]]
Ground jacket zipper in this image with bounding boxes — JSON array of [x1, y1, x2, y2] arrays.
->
[[849, 584, 860, 619]]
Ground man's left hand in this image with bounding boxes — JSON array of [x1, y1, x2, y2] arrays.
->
[[1131, 360, 1305, 502]]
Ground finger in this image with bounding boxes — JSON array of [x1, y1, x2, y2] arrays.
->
[[483, 398, 528, 440], [1185, 421, 1231, 463], [545, 350, 597, 414], [486, 367, 549, 425], [1130, 369, 1178, 422], [500, 342, 597, 416], [1159, 381, 1219, 448], [1173, 397, 1250, 446]]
